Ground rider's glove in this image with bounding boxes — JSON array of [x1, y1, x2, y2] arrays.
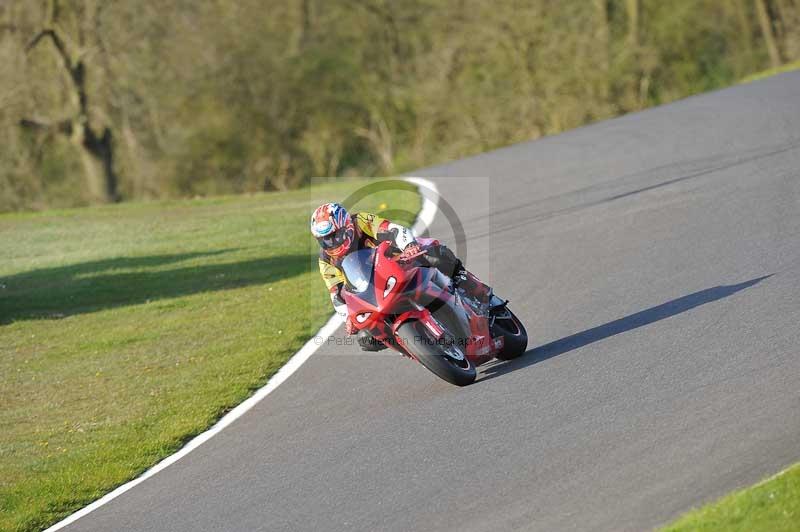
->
[[377, 224, 416, 251], [388, 223, 415, 250], [331, 286, 348, 319]]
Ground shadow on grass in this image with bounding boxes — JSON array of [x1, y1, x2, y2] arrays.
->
[[479, 275, 771, 382], [0, 250, 314, 324]]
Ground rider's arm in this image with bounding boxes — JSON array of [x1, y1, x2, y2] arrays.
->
[[319, 258, 348, 318], [356, 212, 415, 250]]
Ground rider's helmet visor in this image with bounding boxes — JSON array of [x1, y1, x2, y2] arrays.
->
[[318, 226, 354, 253]]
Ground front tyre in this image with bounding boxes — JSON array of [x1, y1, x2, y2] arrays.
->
[[491, 306, 528, 360], [396, 321, 476, 386]]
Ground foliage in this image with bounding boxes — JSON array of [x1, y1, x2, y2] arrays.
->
[[740, 58, 800, 82], [1, 0, 800, 210]]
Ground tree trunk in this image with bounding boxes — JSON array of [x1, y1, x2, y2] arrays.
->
[[78, 124, 119, 202], [772, 0, 796, 57], [626, 0, 640, 48], [297, 0, 311, 51], [625, 0, 644, 108], [735, 0, 755, 61], [593, 0, 611, 101], [755, 0, 782, 67]]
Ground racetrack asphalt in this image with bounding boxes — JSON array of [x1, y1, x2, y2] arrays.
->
[[63, 72, 800, 531]]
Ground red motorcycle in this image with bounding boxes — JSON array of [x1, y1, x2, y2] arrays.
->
[[340, 239, 528, 386]]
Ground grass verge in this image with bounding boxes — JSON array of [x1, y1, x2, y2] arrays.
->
[[739, 60, 800, 84], [0, 179, 420, 531], [662, 463, 800, 531]]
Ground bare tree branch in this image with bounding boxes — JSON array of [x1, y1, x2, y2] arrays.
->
[[26, 28, 71, 72], [26, 27, 89, 116], [20, 117, 73, 135], [26, 29, 52, 52], [19, 117, 50, 131]]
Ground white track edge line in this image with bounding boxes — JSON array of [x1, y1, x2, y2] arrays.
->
[[44, 177, 439, 532]]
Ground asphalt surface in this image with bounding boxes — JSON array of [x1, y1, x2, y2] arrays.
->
[[65, 73, 800, 531]]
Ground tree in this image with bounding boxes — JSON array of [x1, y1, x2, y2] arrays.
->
[[22, 0, 119, 203], [2, 0, 799, 211]]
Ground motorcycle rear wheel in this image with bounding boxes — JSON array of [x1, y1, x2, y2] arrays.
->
[[396, 321, 476, 386]]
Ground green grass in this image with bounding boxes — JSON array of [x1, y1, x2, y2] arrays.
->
[[739, 60, 800, 84], [662, 463, 800, 531], [0, 179, 420, 531]]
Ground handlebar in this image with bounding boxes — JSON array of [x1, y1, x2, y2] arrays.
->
[[377, 240, 427, 263], [396, 244, 427, 263]]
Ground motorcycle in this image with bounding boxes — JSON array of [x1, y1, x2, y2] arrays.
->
[[340, 239, 528, 386]]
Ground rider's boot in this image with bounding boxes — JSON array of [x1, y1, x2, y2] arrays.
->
[[356, 329, 388, 351]]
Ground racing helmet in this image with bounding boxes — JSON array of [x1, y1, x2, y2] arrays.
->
[[310, 202, 355, 259]]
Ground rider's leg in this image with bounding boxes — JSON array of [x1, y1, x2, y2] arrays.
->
[[425, 244, 490, 303], [455, 268, 491, 303]]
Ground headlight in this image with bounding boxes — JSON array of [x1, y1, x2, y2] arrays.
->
[[383, 276, 396, 298], [355, 312, 372, 323]]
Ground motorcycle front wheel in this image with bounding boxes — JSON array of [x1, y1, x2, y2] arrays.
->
[[491, 306, 528, 360], [396, 321, 476, 386]]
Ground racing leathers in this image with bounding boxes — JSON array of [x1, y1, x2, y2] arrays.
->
[[318, 212, 464, 351]]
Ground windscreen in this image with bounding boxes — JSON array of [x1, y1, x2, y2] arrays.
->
[[341, 247, 377, 294]]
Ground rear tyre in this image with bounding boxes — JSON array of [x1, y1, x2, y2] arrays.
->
[[396, 321, 476, 386], [492, 306, 528, 360]]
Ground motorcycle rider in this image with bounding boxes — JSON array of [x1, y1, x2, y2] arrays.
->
[[311, 202, 487, 351]]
